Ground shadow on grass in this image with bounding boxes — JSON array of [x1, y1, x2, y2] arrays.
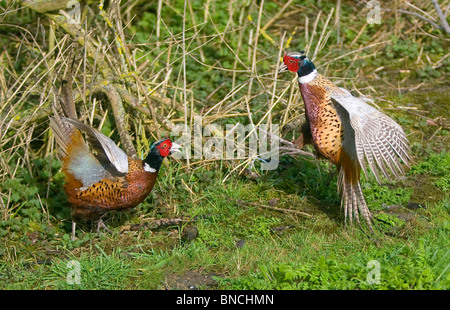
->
[[263, 154, 344, 225]]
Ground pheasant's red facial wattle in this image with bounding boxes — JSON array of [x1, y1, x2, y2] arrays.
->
[[283, 55, 300, 72], [156, 139, 172, 157]]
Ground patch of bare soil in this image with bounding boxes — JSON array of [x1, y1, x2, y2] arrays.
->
[[163, 270, 219, 290]]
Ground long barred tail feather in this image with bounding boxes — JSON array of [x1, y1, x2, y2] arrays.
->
[[50, 53, 79, 158], [338, 162, 374, 233]]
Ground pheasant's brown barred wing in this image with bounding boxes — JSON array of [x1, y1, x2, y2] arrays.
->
[[330, 91, 410, 184]]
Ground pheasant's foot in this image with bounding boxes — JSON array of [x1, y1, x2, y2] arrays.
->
[[97, 218, 113, 235]]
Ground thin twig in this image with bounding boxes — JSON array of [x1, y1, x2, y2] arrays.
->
[[236, 200, 313, 218], [381, 8, 448, 33], [432, 0, 450, 34]]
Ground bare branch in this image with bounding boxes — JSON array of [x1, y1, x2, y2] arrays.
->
[[432, 0, 450, 34]]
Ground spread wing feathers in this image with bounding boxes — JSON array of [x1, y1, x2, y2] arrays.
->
[[331, 92, 410, 184], [66, 145, 123, 189], [50, 76, 128, 188], [61, 117, 129, 174]]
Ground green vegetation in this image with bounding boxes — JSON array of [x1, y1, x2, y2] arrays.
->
[[0, 0, 449, 290]]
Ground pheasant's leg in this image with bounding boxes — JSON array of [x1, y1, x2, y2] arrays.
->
[[71, 221, 77, 241], [97, 217, 113, 235]]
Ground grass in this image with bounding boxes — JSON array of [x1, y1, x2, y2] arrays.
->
[[1, 0, 449, 290], [1, 155, 449, 289]]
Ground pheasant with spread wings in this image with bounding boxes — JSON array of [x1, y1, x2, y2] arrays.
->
[[279, 52, 410, 231]]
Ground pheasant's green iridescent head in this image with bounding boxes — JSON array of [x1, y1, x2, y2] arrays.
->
[[144, 139, 182, 172], [279, 51, 317, 83]]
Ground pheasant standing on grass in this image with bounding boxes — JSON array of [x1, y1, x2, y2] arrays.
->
[[279, 52, 410, 231], [50, 80, 181, 240]]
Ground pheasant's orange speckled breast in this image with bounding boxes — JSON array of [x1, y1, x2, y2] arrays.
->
[[66, 158, 158, 221], [299, 75, 343, 164]]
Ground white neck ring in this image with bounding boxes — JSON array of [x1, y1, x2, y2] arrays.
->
[[144, 163, 157, 173], [298, 69, 318, 84]]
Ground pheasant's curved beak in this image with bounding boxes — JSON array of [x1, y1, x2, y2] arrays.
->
[[169, 142, 183, 155], [278, 64, 288, 74]]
